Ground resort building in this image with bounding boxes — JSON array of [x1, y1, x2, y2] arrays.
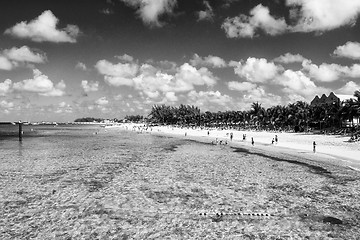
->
[[310, 92, 340, 106], [310, 92, 356, 106]]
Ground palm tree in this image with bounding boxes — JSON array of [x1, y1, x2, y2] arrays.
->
[[250, 102, 265, 129]]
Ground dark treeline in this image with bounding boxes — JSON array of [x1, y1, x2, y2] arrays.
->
[[148, 91, 360, 132], [74, 90, 360, 132], [74, 117, 105, 123]]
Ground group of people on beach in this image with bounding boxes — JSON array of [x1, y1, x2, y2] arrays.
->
[[209, 131, 318, 154]]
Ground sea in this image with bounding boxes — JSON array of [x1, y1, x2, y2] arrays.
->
[[1, 124, 359, 239]]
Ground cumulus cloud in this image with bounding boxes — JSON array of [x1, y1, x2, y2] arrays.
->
[[273, 53, 307, 63], [174, 63, 217, 87], [227, 81, 257, 91], [0, 56, 13, 70], [240, 86, 282, 108], [347, 64, 360, 78], [0, 79, 12, 96], [75, 62, 87, 71], [96, 57, 218, 99], [13, 69, 66, 96], [333, 41, 360, 60], [81, 80, 99, 92], [0, 100, 14, 109], [95, 59, 139, 87], [222, 4, 287, 38], [95, 97, 109, 105], [4, 46, 46, 63], [133, 63, 217, 98], [162, 91, 178, 102], [302, 60, 344, 82], [187, 90, 232, 109], [222, 1, 360, 38], [288, 0, 360, 32], [0, 46, 46, 70], [232, 57, 281, 83], [275, 69, 327, 97], [4, 10, 80, 43], [55, 102, 73, 114], [190, 54, 227, 68], [116, 54, 135, 63], [197, 1, 214, 21], [336, 81, 360, 95], [120, 0, 177, 27]]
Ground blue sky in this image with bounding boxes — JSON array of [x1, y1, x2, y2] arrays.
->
[[1, 0, 360, 122]]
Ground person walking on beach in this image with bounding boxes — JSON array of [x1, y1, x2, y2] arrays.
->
[[275, 135, 278, 144], [313, 141, 316, 153], [251, 137, 254, 146], [230, 132, 233, 141], [272, 138, 274, 144]]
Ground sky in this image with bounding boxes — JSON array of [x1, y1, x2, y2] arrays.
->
[[1, 0, 360, 122]]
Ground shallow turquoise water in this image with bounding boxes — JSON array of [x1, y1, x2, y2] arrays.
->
[[1, 125, 359, 239]]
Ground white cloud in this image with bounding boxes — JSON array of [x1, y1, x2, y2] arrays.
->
[[222, 1, 360, 38], [95, 59, 139, 87], [4, 46, 46, 63], [287, 0, 360, 32], [116, 54, 134, 62], [228, 81, 257, 91], [120, 0, 177, 27], [0, 56, 13, 70], [55, 102, 73, 114], [75, 62, 87, 71], [4, 10, 80, 43], [81, 80, 99, 92], [0, 79, 12, 96], [347, 64, 360, 78], [197, 1, 214, 21], [232, 57, 281, 83], [13, 69, 66, 96], [0, 46, 46, 70], [95, 97, 109, 105], [273, 53, 307, 63], [187, 90, 232, 109], [337, 81, 360, 95], [190, 54, 227, 68], [0, 100, 14, 109], [302, 60, 343, 82], [97, 58, 218, 96], [239, 87, 283, 108], [333, 41, 360, 60], [222, 4, 287, 38], [275, 69, 326, 97], [174, 63, 217, 87], [163, 91, 178, 102]]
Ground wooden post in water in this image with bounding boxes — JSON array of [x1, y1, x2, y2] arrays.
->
[[18, 120, 23, 141]]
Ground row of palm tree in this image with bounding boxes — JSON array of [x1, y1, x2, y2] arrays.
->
[[147, 91, 360, 132]]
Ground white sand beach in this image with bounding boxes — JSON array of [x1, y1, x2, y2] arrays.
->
[[116, 124, 360, 171]]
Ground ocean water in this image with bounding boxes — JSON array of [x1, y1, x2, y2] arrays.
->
[[1, 125, 359, 239]]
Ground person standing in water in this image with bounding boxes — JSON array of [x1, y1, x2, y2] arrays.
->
[[251, 137, 254, 146], [313, 141, 316, 153]]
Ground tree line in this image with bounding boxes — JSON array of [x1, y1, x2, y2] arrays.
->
[[147, 91, 360, 132], [75, 90, 359, 132]]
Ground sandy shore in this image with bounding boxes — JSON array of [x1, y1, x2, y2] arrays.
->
[[114, 124, 360, 171]]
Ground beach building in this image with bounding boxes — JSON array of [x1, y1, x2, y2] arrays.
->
[[310, 92, 359, 127], [310, 92, 357, 106], [310, 92, 340, 106]]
